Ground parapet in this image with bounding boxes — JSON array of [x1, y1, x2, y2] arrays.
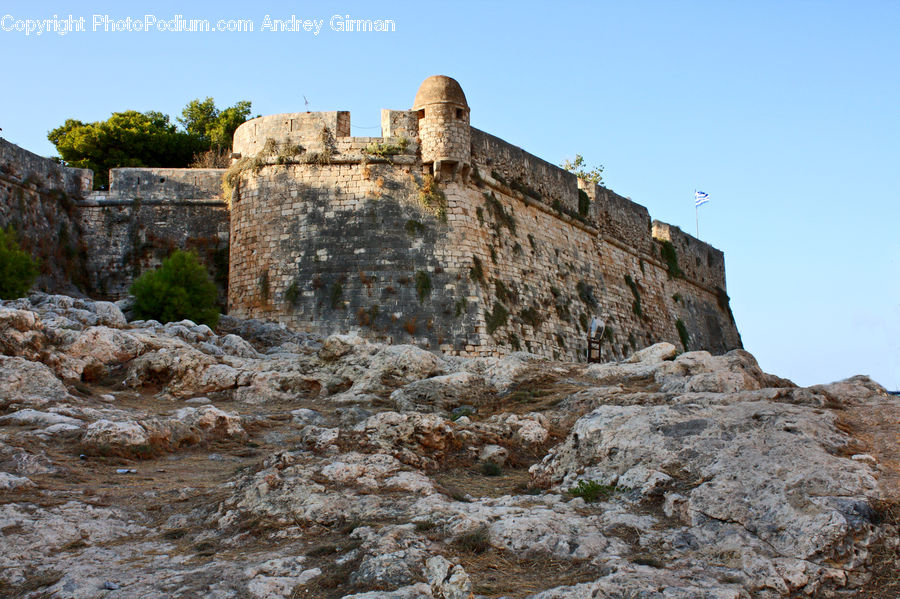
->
[[0, 137, 92, 195], [233, 111, 351, 157], [471, 128, 580, 213], [83, 168, 226, 204]]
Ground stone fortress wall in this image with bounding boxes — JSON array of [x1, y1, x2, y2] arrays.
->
[[225, 76, 742, 361], [0, 75, 741, 361], [0, 137, 229, 301], [78, 169, 229, 300], [0, 138, 93, 293]]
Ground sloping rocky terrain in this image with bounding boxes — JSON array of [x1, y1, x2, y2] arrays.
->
[[1, 294, 897, 599]]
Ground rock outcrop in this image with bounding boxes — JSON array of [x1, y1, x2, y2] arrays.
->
[[0, 292, 896, 598]]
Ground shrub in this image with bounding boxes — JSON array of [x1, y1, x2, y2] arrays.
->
[[453, 526, 490, 554], [0, 226, 39, 299], [569, 480, 616, 502], [480, 462, 503, 477], [130, 250, 219, 327]]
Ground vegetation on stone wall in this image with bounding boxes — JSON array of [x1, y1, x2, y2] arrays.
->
[[578, 189, 591, 217], [414, 270, 432, 303], [364, 137, 408, 158], [469, 256, 485, 285], [284, 280, 301, 306], [676, 318, 690, 351], [0, 226, 39, 299], [258, 271, 270, 304], [624, 274, 643, 318], [405, 219, 425, 236], [129, 250, 219, 327], [454, 297, 467, 317], [485, 301, 509, 335], [329, 282, 344, 309], [305, 126, 337, 165], [417, 174, 447, 221], [494, 279, 516, 305], [520, 306, 543, 328], [659, 241, 684, 279], [576, 280, 598, 308], [483, 192, 516, 234]]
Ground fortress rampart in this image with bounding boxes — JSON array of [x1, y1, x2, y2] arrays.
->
[[224, 76, 741, 360], [0, 76, 741, 361]]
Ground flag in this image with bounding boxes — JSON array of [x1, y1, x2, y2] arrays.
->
[[694, 190, 709, 207]]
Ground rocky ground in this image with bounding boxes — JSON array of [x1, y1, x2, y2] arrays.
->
[[0, 293, 898, 599]]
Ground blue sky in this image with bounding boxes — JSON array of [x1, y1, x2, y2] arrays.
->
[[1, 1, 897, 388]]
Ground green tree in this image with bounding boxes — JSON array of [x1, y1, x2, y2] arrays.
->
[[561, 154, 604, 185], [0, 226, 40, 299], [129, 250, 219, 327], [179, 98, 252, 149], [48, 99, 251, 189], [48, 111, 208, 189]]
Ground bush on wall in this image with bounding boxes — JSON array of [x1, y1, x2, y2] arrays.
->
[[0, 226, 40, 299], [130, 249, 219, 327]]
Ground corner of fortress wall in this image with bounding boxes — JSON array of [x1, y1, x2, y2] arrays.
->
[[0, 77, 741, 361]]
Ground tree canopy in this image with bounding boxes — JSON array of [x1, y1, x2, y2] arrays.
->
[[179, 98, 252, 150], [48, 99, 251, 189]]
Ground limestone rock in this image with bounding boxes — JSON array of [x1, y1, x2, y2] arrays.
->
[[0, 355, 73, 409], [425, 556, 472, 599]]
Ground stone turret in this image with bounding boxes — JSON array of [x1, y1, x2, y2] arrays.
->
[[413, 75, 470, 182]]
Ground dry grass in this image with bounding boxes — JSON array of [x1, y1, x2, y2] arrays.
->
[[434, 467, 541, 500], [449, 550, 599, 598], [857, 500, 900, 598], [0, 569, 63, 598]]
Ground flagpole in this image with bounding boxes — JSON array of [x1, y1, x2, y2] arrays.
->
[[695, 190, 699, 238]]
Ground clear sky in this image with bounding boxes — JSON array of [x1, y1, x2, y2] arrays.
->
[[1, 1, 897, 388]]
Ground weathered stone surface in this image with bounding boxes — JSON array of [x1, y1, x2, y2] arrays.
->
[[0, 355, 72, 409], [0, 295, 895, 598]]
